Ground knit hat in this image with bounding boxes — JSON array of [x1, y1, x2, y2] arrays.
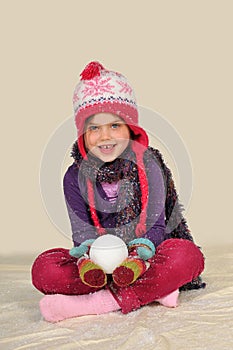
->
[[73, 61, 149, 237], [73, 61, 149, 158]]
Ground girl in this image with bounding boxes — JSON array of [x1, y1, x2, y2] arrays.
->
[[32, 62, 205, 322]]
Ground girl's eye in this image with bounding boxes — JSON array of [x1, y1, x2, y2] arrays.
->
[[88, 125, 99, 132], [111, 123, 120, 129]]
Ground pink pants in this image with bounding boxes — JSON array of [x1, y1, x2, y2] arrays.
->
[[31, 239, 205, 314]]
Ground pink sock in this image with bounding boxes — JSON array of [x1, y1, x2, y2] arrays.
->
[[156, 289, 179, 308], [39, 289, 120, 322]]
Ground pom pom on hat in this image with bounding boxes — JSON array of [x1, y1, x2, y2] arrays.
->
[[80, 61, 105, 80]]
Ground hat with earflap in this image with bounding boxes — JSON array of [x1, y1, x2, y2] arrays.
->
[[73, 61, 149, 237]]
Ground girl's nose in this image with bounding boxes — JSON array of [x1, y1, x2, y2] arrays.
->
[[100, 126, 111, 140]]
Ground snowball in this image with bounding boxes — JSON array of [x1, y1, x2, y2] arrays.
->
[[89, 234, 128, 273]]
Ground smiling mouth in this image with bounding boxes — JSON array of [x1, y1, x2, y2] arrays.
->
[[98, 144, 116, 150], [98, 144, 116, 153]]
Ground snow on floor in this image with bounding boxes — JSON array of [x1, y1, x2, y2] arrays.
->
[[0, 246, 233, 350]]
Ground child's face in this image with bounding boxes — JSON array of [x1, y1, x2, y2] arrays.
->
[[84, 113, 130, 162]]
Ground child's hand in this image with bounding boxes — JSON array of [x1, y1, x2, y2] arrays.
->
[[69, 239, 95, 258], [128, 238, 155, 260]]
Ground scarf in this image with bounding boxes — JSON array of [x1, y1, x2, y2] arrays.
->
[[71, 141, 194, 242], [71, 144, 142, 241]]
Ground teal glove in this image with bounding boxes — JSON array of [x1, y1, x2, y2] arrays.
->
[[69, 239, 95, 258], [128, 238, 155, 260]]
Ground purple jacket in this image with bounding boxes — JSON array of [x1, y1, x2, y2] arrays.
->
[[63, 157, 166, 248]]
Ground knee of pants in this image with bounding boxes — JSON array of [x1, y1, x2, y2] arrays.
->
[[156, 238, 205, 274], [31, 248, 77, 293]]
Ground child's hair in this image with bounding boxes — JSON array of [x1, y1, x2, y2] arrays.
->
[[73, 61, 149, 237]]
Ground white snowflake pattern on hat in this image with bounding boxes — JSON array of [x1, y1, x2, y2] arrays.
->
[[116, 80, 133, 95], [81, 76, 115, 99]]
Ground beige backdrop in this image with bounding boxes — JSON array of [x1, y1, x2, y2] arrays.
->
[[1, 0, 232, 255]]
